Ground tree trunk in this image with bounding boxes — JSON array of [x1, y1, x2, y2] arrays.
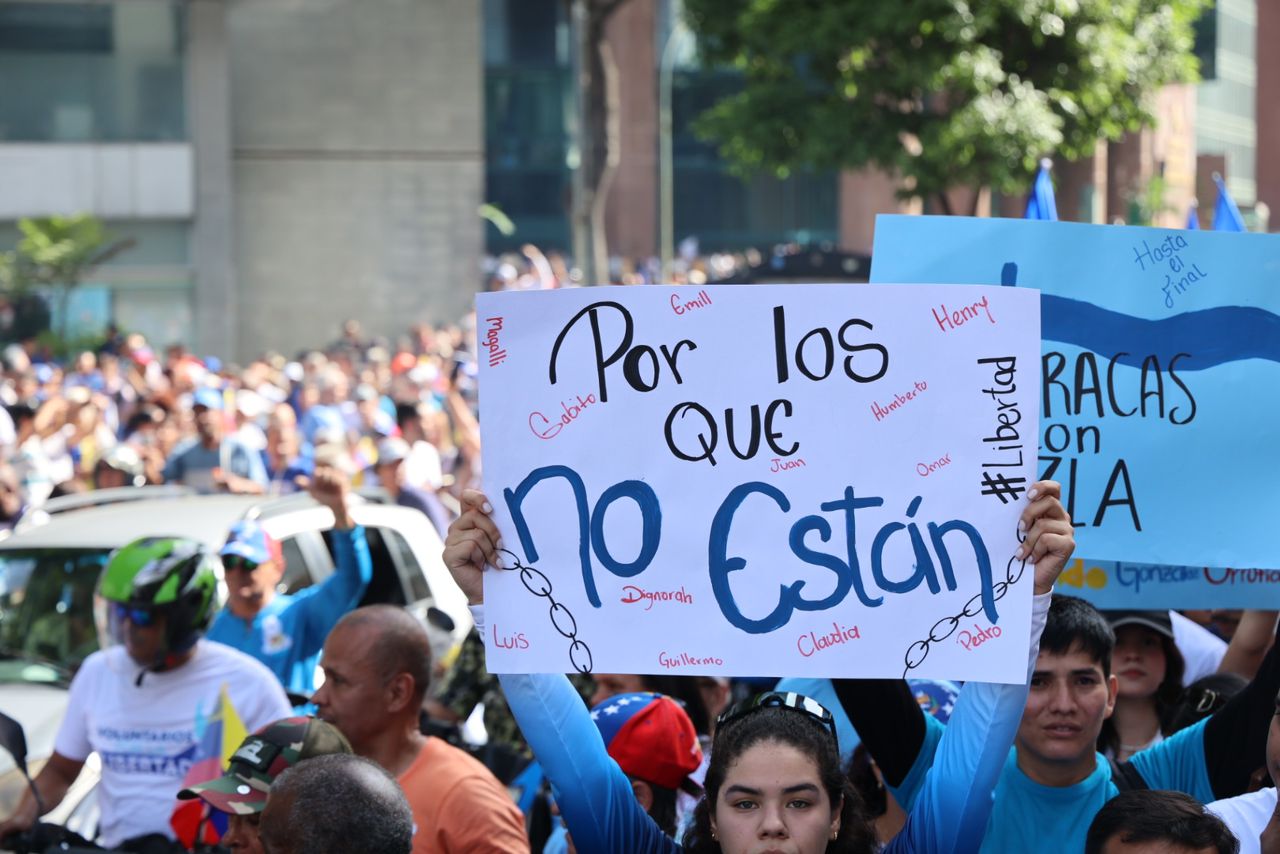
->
[[571, 0, 626, 285]]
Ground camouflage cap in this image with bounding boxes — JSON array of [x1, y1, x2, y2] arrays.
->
[[177, 716, 351, 815]]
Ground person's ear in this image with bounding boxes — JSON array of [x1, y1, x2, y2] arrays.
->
[[830, 794, 843, 840], [630, 779, 654, 813], [264, 560, 286, 587], [385, 672, 416, 713], [1104, 673, 1119, 718]]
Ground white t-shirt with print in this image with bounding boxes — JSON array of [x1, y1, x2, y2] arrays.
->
[[54, 640, 291, 847]]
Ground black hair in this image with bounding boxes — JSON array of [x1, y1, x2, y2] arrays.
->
[[1042, 595, 1114, 675], [263, 754, 413, 854], [1165, 672, 1248, 735], [1084, 789, 1239, 854], [6, 403, 34, 424], [125, 406, 162, 436], [682, 705, 874, 854], [847, 744, 888, 818], [645, 779, 679, 838], [642, 675, 713, 737], [395, 401, 420, 431]]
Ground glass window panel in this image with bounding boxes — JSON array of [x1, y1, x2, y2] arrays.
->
[[0, 1, 186, 142], [112, 283, 193, 347]]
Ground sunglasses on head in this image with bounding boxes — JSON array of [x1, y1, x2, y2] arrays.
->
[[222, 554, 261, 573], [716, 691, 840, 753], [111, 601, 160, 628]]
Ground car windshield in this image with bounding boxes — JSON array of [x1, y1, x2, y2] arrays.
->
[[0, 548, 112, 684]]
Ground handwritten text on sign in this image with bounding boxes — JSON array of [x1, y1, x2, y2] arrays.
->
[[1055, 559, 1280, 609], [478, 285, 1041, 683], [872, 216, 1280, 574]]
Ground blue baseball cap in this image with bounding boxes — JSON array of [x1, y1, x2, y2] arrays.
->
[[193, 387, 224, 411], [220, 520, 279, 566]]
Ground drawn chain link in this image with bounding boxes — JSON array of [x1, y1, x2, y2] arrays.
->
[[901, 529, 1028, 677], [494, 548, 593, 674]]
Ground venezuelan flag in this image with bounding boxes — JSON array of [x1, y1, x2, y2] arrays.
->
[[171, 686, 249, 846]]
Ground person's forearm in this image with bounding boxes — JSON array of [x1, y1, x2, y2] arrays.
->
[[1219, 610, 1279, 680], [475, 604, 675, 852], [6, 760, 77, 830]]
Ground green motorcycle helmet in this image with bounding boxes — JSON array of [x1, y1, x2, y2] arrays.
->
[[97, 536, 220, 670]]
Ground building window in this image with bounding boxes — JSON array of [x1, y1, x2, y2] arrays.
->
[[672, 69, 838, 251], [0, 0, 186, 142], [484, 0, 573, 254], [1193, 4, 1217, 81]]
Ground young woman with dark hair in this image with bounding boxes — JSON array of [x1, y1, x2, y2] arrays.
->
[[443, 483, 1076, 854], [1099, 611, 1187, 761]]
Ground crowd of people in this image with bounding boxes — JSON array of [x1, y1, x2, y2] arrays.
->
[[0, 307, 1274, 854], [0, 318, 480, 535]]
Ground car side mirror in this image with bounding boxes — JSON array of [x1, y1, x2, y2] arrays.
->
[[0, 711, 28, 776]]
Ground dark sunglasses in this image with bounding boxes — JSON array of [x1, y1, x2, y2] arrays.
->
[[112, 601, 159, 628], [716, 691, 840, 753], [222, 554, 261, 573]]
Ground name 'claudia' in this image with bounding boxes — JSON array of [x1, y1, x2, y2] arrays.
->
[[796, 622, 862, 657]]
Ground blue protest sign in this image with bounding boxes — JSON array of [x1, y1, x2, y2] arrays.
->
[[871, 216, 1280, 589], [1053, 559, 1280, 608]]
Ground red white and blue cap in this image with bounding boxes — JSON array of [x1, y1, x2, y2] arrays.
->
[[590, 692, 703, 792], [220, 520, 280, 566]]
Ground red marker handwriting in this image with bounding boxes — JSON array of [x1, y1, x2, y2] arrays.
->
[[797, 622, 862, 658], [916, 454, 952, 477], [484, 316, 507, 367], [870, 381, 927, 422], [957, 623, 1002, 651], [932, 296, 995, 333], [529, 392, 599, 440], [671, 289, 713, 316]]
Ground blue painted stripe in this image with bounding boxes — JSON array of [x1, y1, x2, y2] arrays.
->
[[1042, 295, 1280, 370]]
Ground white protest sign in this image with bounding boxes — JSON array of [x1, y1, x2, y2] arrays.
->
[[478, 284, 1040, 683]]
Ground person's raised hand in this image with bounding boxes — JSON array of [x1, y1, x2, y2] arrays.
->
[[300, 464, 354, 529], [442, 489, 502, 606], [1016, 480, 1076, 595]]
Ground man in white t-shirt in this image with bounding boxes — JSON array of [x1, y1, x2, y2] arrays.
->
[[0, 536, 290, 850]]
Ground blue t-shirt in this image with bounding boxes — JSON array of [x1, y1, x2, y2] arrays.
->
[[894, 712, 1214, 853], [206, 526, 371, 695], [498, 642, 1030, 853], [163, 437, 269, 493]]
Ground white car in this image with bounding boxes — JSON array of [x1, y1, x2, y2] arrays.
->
[[0, 487, 468, 831]]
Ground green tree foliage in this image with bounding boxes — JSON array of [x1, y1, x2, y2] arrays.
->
[[683, 0, 1209, 212], [0, 215, 134, 343]]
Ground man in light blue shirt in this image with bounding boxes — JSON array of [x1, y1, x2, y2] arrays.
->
[[845, 595, 1279, 853], [206, 466, 371, 696]]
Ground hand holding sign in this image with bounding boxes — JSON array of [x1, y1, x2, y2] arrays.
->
[[1017, 480, 1077, 594], [443, 489, 501, 606]]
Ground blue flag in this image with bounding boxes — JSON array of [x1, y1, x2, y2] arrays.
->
[[1186, 202, 1200, 230], [1024, 158, 1058, 221], [1212, 173, 1246, 231]]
